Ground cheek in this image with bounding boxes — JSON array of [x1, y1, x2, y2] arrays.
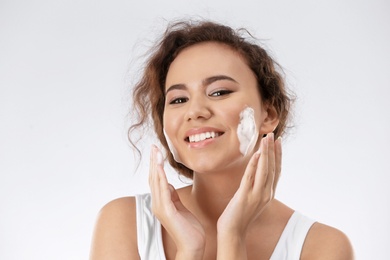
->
[[163, 113, 182, 163], [163, 111, 176, 134], [163, 111, 181, 133]]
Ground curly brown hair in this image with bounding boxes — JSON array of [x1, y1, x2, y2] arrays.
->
[[129, 20, 293, 179]]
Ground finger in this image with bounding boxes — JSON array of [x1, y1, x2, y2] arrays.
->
[[150, 146, 167, 204], [158, 163, 170, 194], [169, 184, 180, 202], [263, 133, 276, 198], [149, 145, 157, 190], [151, 145, 161, 181], [273, 136, 282, 198], [150, 145, 164, 180], [159, 171, 174, 212], [152, 146, 167, 188], [149, 145, 161, 212], [149, 145, 163, 183], [168, 184, 186, 211], [239, 148, 261, 190], [152, 147, 175, 210], [149, 144, 160, 185], [253, 136, 269, 194]]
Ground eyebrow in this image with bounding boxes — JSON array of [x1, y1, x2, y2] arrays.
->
[[165, 75, 238, 95]]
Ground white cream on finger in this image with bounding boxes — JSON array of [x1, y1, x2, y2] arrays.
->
[[156, 148, 163, 165], [237, 107, 259, 156]]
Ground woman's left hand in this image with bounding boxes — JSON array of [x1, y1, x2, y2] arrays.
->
[[216, 133, 282, 258]]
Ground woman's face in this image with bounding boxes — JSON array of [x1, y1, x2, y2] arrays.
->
[[163, 42, 274, 174]]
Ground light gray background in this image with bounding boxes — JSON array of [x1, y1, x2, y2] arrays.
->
[[1, 0, 389, 259]]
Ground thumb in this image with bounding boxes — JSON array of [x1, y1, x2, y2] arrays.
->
[[169, 184, 189, 212], [168, 184, 180, 203]]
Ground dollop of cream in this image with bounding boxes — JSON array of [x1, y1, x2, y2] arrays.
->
[[237, 107, 258, 156], [163, 129, 182, 163]]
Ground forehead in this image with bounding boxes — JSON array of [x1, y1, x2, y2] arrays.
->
[[165, 42, 255, 87]]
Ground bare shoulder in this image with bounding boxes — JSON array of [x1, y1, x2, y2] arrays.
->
[[301, 222, 354, 260], [90, 197, 139, 260]]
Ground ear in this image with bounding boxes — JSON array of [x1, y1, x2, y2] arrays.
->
[[259, 103, 279, 135]]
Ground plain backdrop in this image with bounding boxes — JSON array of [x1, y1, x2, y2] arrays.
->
[[1, 0, 389, 259]]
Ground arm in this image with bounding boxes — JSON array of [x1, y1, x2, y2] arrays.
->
[[89, 197, 140, 260]]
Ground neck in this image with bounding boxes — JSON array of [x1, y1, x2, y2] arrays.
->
[[188, 163, 247, 226]]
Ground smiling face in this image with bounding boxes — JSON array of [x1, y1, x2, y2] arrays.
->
[[163, 42, 277, 174]]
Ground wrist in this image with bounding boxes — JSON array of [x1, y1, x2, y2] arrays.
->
[[217, 224, 246, 241], [217, 232, 247, 260], [217, 231, 246, 245]]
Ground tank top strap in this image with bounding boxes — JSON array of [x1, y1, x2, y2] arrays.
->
[[270, 211, 316, 259], [135, 193, 166, 260]]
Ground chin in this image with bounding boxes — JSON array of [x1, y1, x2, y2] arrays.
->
[[185, 153, 246, 175]]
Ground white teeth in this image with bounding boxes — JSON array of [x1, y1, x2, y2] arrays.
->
[[188, 132, 220, 143]]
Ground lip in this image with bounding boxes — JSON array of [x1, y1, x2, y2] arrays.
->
[[184, 127, 225, 147]]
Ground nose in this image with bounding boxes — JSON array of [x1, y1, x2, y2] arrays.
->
[[185, 98, 212, 121]]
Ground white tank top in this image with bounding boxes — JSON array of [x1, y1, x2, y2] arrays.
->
[[135, 193, 315, 259]]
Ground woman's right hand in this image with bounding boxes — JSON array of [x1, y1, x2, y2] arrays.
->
[[149, 145, 205, 259]]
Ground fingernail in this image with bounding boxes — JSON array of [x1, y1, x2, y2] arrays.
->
[[268, 132, 274, 141]]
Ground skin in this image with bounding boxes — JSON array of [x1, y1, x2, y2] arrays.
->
[[90, 42, 354, 259]]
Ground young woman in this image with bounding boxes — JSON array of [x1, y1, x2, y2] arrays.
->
[[90, 21, 354, 259]]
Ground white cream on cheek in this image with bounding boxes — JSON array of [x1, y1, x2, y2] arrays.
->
[[237, 107, 259, 156], [163, 129, 182, 163]]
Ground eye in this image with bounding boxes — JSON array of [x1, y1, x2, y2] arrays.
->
[[209, 89, 233, 97], [169, 97, 189, 105]]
